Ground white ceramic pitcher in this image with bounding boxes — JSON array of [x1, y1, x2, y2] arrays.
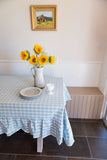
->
[[31, 67, 45, 89]]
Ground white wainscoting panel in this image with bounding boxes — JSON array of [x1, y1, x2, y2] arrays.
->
[[0, 60, 102, 87]]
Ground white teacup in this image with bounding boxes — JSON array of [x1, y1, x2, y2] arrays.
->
[[45, 83, 55, 94]]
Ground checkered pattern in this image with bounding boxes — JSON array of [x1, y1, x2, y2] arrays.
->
[[0, 75, 74, 146]]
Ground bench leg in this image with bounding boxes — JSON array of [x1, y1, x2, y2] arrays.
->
[[37, 137, 43, 153]]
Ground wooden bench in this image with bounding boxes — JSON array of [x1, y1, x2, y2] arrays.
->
[[66, 87, 104, 119]]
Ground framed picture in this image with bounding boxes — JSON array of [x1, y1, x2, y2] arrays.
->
[[31, 5, 57, 31]]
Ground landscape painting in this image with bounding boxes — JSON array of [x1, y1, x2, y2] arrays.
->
[[36, 11, 53, 27], [31, 5, 57, 31]]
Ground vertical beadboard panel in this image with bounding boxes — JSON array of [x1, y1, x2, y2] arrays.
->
[[66, 96, 76, 118], [85, 95, 91, 118], [73, 96, 80, 118], [66, 101, 69, 117], [88, 96, 96, 119], [96, 96, 104, 119], [66, 101, 71, 117], [81, 96, 88, 118], [66, 94, 104, 119], [92, 96, 100, 118], [77, 95, 84, 118], [71, 96, 76, 118], [69, 97, 74, 118]]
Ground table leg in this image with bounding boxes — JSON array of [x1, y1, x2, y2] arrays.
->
[[37, 137, 43, 153]]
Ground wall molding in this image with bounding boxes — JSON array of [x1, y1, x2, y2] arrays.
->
[[0, 60, 102, 87], [0, 60, 23, 63], [0, 59, 103, 64]]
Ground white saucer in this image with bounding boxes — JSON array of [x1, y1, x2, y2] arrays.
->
[[45, 90, 54, 95], [20, 87, 42, 98]]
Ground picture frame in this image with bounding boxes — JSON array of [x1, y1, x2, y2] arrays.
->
[[30, 5, 57, 31]]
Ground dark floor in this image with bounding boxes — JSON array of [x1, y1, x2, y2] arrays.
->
[[0, 119, 107, 160]]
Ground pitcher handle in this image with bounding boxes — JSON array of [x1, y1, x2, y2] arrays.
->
[[31, 67, 35, 78]]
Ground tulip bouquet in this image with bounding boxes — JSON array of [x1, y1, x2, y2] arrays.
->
[[20, 44, 55, 67]]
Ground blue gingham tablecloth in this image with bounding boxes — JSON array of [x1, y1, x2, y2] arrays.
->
[[0, 75, 74, 146]]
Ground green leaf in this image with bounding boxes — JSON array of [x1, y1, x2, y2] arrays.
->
[[26, 50, 30, 60], [49, 56, 51, 63]]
